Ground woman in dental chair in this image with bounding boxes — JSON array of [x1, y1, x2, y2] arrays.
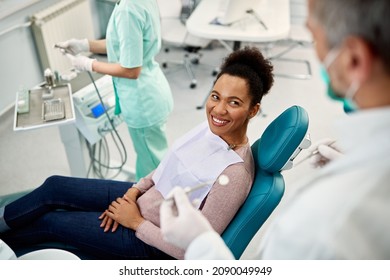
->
[[0, 47, 273, 260]]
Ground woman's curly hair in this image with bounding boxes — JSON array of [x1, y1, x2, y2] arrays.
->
[[216, 46, 274, 106]]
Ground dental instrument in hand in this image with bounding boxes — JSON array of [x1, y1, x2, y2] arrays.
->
[[54, 44, 67, 54], [294, 140, 337, 166], [152, 175, 230, 208]]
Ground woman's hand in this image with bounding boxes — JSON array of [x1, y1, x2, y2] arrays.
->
[[106, 195, 145, 231], [124, 187, 142, 202], [99, 210, 119, 232], [99, 188, 142, 232]]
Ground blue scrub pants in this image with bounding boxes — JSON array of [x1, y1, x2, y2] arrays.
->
[[128, 120, 169, 181], [0, 175, 173, 260]]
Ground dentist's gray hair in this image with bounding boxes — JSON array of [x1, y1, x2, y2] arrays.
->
[[312, 0, 390, 72]]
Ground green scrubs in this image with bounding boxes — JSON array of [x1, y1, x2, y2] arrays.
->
[[106, 0, 174, 180]]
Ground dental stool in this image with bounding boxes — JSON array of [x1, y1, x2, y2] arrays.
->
[[222, 105, 310, 259], [17, 248, 80, 260]]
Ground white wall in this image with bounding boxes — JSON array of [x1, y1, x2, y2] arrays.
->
[[290, 0, 308, 25]]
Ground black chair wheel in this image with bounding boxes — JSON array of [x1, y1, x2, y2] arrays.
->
[[191, 58, 199, 64]]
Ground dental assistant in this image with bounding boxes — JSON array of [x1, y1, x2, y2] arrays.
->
[[160, 0, 390, 259], [57, 0, 174, 180]]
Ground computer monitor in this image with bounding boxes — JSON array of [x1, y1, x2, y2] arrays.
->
[[216, 0, 257, 25]]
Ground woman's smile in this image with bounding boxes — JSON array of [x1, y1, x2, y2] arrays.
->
[[211, 115, 230, 127]]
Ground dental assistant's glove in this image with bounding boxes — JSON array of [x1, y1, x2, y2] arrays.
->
[[55, 38, 89, 55], [65, 53, 96, 72], [160, 187, 214, 250], [308, 138, 343, 168]]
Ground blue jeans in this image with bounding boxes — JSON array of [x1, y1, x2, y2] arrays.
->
[[1, 175, 173, 260]]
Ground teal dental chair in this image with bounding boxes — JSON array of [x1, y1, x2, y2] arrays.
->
[[222, 105, 310, 259], [0, 105, 309, 260]]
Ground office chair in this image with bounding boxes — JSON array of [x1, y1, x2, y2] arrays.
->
[[221, 105, 310, 259], [157, 0, 213, 89], [265, 25, 312, 80]]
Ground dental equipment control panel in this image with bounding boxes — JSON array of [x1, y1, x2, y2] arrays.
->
[[72, 75, 123, 145]]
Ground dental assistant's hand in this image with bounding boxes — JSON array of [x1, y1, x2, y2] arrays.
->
[[65, 53, 96, 72], [55, 38, 89, 55], [106, 195, 145, 231], [160, 187, 214, 250], [308, 138, 343, 168]]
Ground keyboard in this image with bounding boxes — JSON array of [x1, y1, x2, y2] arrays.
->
[[42, 98, 65, 121]]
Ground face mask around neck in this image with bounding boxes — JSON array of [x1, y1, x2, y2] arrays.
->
[[320, 48, 360, 113]]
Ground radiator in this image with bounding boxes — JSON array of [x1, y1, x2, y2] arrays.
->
[[31, 0, 95, 75]]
